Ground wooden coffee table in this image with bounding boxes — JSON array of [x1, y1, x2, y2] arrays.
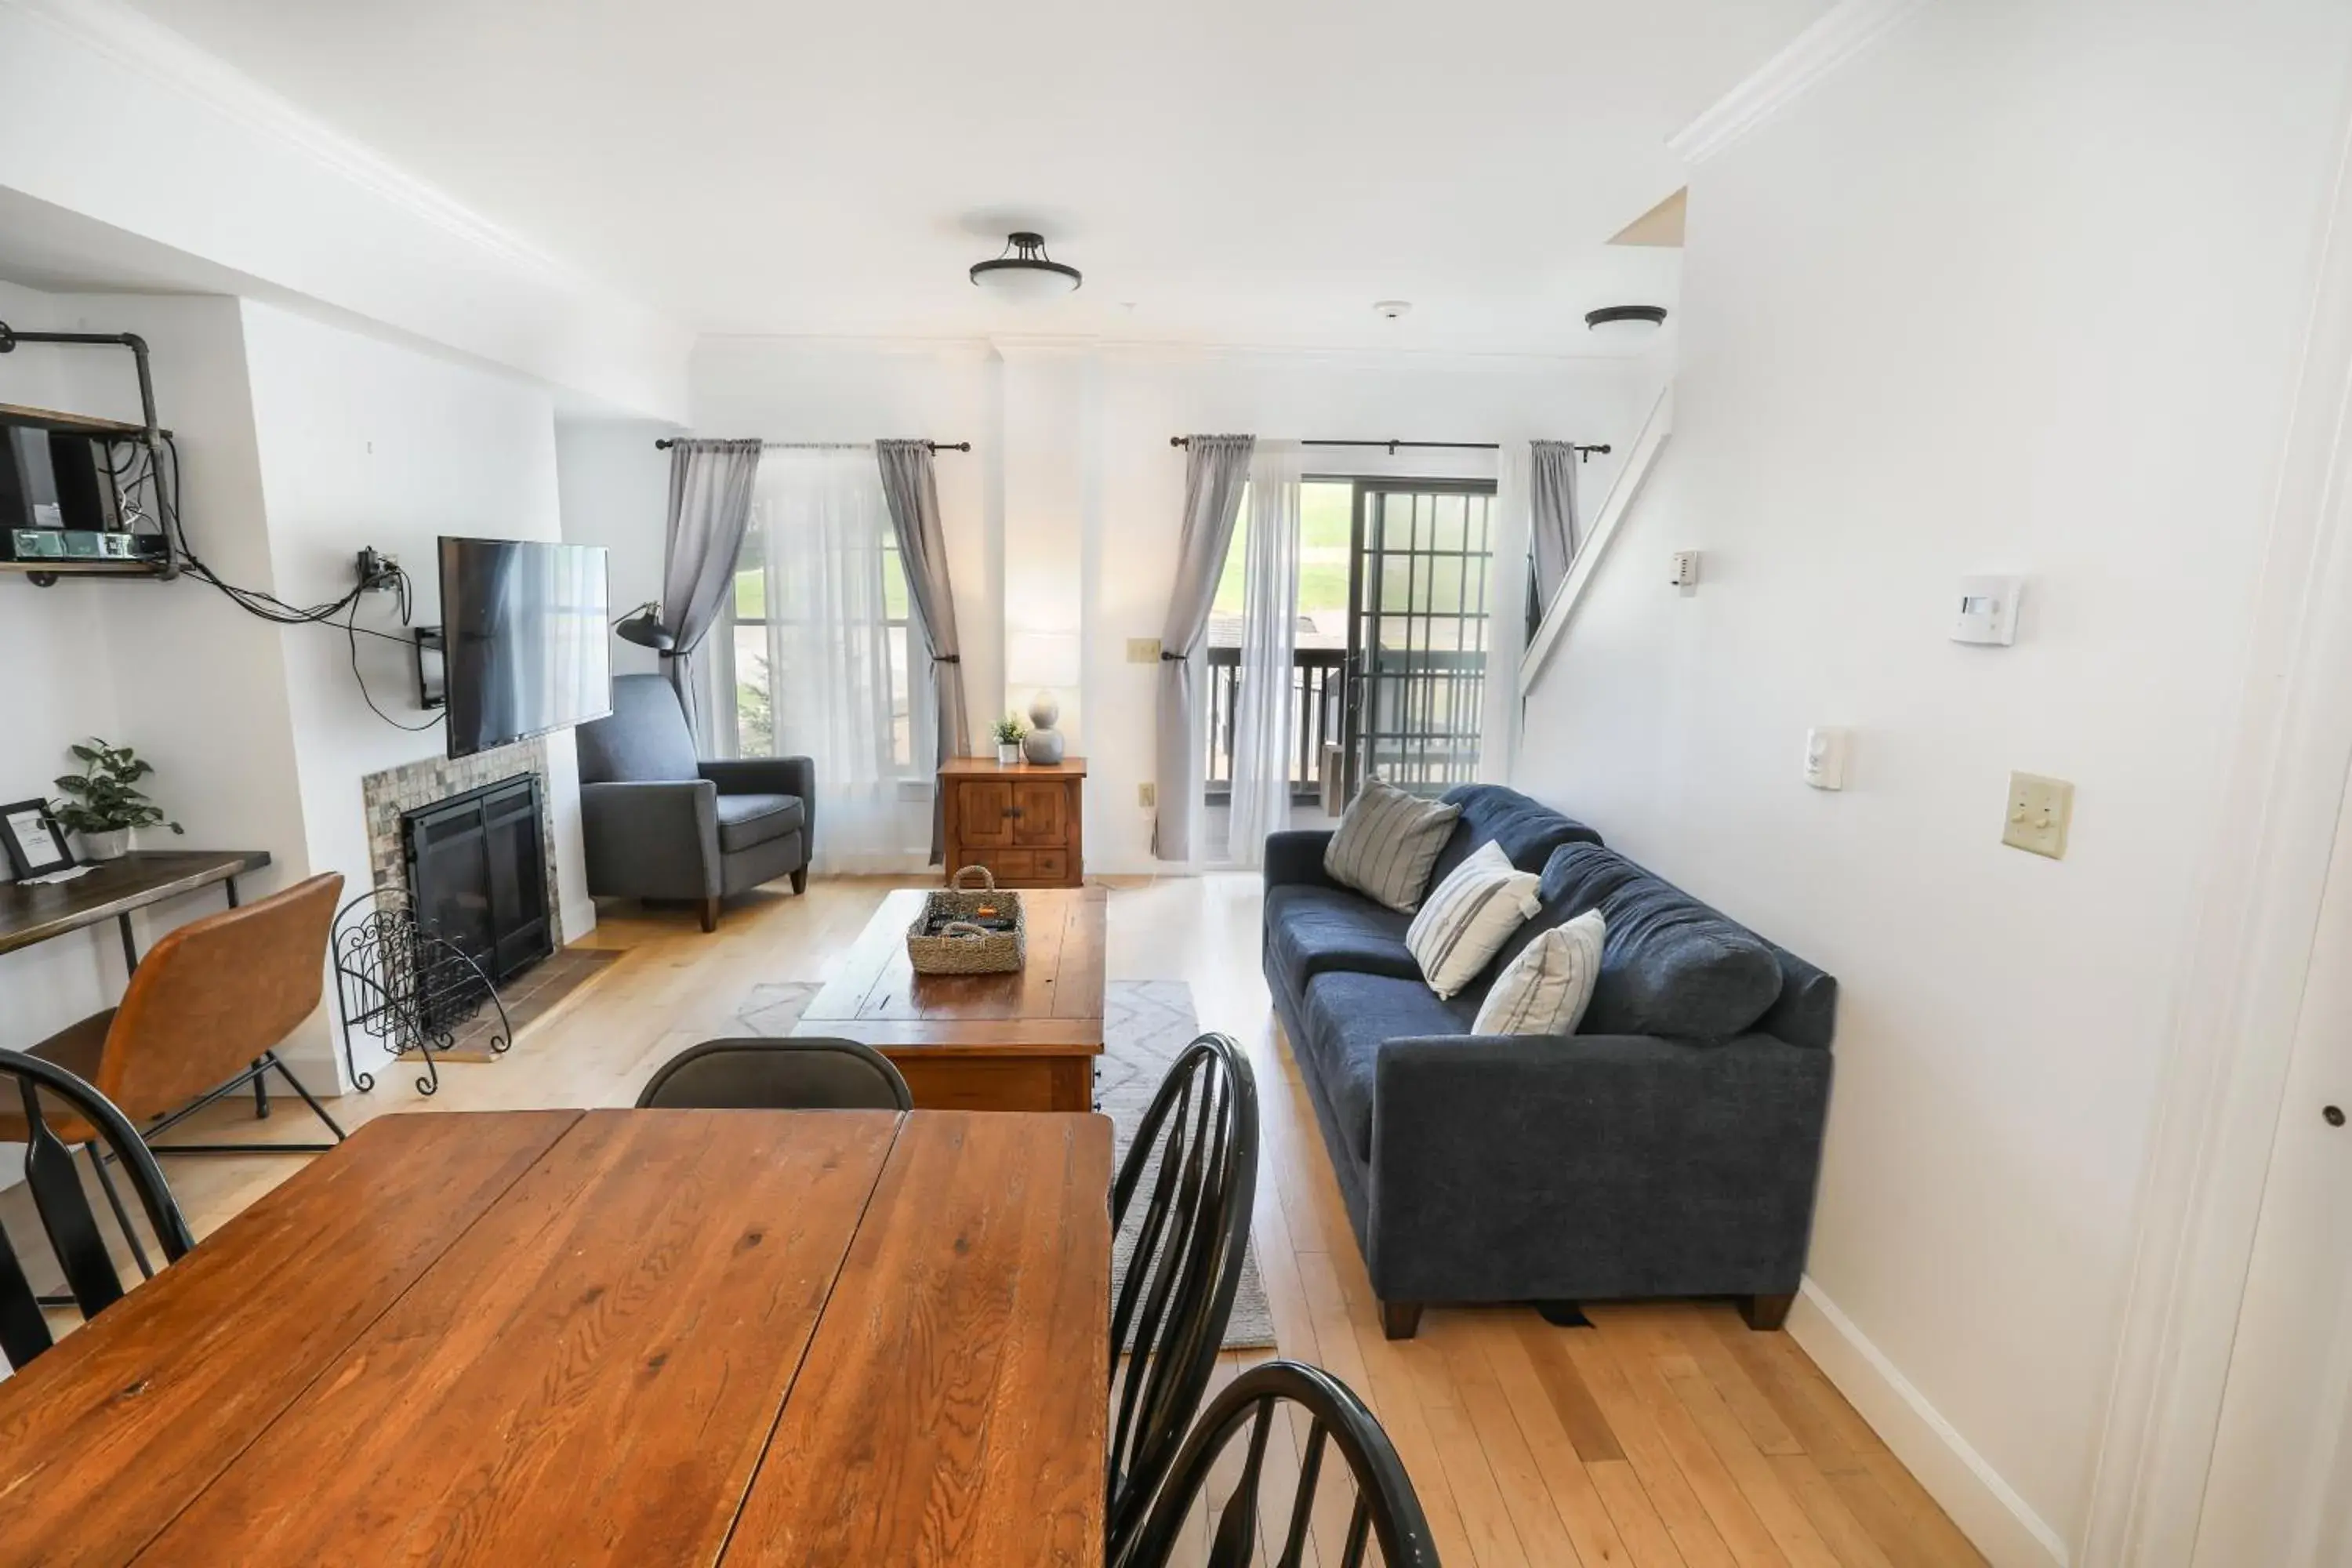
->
[[792, 885, 1105, 1112]]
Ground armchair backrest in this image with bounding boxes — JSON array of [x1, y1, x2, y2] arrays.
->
[[578, 673, 699, 783]]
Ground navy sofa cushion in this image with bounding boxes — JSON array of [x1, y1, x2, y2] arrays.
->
[[1301, 970, 1472, 1163], [1265, 884, 1420, 995], [1543, 844, 1784, 1042], [1428, 783, 1604, 887], [1758, 946, 1839, 1051]]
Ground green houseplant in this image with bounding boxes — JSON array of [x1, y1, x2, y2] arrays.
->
[[51, 739, 183, 861], [992, 713, 1027, 767]]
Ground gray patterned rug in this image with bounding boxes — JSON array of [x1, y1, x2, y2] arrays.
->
[[733, 976, 1276, 1350]]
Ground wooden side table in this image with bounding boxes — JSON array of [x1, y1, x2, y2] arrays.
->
[[939, 757, 1085, 888]]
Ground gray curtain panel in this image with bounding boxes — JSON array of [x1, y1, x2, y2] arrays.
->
[[1155, 434, 1254, 860], [877, 439, 970, 862], [1526, 439, 1582, 637], [659, 437, 764, 746]]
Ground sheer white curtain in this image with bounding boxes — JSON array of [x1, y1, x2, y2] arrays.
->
[[1227, 442, 1302, 867], [750, 448, 935, 873]]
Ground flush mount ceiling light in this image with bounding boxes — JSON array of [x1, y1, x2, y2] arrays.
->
[[971, 232, 1081, 303], [1585, 304, 1668, 340]]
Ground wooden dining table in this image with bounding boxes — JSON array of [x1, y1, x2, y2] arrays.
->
[[0, 1107, 1112, 1566]]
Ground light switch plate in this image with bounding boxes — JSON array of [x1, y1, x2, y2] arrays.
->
[[1803, 728, 1849, 790], [2002, 771, 2074, 858], [1127, 637, 1163, 663], [1138, 781, 1156, 808]]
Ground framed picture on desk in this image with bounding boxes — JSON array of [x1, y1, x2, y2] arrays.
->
[[0, 798, 76, 880]]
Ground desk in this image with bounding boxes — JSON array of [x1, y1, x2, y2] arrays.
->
[[0, 849, 270, 972], [793, 884, 1107, 1112], [0, 1108, 1112, 1566]]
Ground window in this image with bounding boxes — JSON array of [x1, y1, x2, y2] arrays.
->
[[728, 529, 921, 775]]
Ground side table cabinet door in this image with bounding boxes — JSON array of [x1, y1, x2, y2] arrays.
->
[[1010, 780, 1068, 848], [958, 779, 1015, 848]]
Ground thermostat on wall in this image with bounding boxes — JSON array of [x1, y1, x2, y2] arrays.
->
[[1951, 575, 2022, 645]]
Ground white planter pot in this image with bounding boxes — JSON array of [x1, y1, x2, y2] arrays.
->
[[996, 743, 1022, 767], [81, 828, 131, 861]]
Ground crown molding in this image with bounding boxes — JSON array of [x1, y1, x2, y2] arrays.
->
[[1668, 0, 1929, 167], [3, 0, 648, 313]]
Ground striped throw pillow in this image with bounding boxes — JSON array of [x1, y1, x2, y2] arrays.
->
[[1323, 777, 1463, 913], [1473, 909, 1606, 1036], [1406, 841, 1544, 1000]]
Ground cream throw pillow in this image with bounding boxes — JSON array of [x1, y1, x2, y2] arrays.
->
[[1473, 909, 1606, 1036], [1323, 777, 1462, 913], [1406, 841, 1544, 1000]]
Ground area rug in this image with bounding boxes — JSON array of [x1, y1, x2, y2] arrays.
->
[[732, 976, 1277, 1350]]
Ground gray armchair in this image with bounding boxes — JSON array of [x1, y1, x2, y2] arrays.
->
[[575, 674, 814, 931]]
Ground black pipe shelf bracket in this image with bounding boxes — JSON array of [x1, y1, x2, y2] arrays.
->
[[0, 319, 182, 586]]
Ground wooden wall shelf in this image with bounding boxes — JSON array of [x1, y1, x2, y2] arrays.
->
[[0, 401, 169, 441]]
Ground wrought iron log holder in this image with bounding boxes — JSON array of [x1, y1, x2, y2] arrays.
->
[[331, 887, 511, 1095]]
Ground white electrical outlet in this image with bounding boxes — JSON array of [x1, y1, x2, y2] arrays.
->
[[2002, 772, 2074, 858], [1668, 550, 1701, 590], [1803, 728, 1849, 790]]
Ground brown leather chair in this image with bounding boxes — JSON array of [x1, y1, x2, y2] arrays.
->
[[0, 871, 350, 1156]]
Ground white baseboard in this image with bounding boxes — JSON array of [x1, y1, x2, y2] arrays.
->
[[1788, 1278, 2071, 1567]]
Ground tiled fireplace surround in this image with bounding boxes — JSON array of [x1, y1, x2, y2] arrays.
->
[[358, 739, 566, 949]]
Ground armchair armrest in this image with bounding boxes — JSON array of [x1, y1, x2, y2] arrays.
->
[[579, 779, 721, 900], [1264, 829, 1339, 891], [699, 757, 816, 848], [1367, 1032, 1831, 1301]]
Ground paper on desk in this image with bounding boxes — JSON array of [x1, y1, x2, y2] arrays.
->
[[22, 865, 97, 886]]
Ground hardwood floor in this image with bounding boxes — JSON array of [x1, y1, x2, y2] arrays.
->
[[18, 873, 1984, 1567]]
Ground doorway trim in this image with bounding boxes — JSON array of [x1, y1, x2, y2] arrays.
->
[[2085, 86, 2352, 1563]]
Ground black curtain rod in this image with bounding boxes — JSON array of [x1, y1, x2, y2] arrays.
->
[[1168, 436, 1611, 459], [653, 437, 971, 452]]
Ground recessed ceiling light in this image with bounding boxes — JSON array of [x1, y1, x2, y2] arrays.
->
[[1374, 300, 1412, 321], [971, 232, 1081, 302], [1585, 304, 1668, 339]]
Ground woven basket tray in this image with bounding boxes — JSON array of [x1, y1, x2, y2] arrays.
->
[[906, 866, 1026, 975]]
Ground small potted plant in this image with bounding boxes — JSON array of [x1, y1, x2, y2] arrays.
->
[[992, 714, 1027, 768], [51, 739, 183, 861]]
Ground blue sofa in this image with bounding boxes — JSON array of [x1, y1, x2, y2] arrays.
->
[[1262, 784, 1836, 1338]]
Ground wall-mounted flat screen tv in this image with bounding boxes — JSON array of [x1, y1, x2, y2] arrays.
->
[[439, 536, 612, 760]]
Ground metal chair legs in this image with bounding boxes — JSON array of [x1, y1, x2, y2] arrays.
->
[[145, 1051, 347, 1156]]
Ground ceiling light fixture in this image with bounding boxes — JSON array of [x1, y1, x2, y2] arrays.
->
[[1585, 304, 1668, 339], [1374, 299, 1413, 321], [971, 232, 1081, 302]]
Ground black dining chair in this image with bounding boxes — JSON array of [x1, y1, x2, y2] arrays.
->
[[1116, 1359, 1440, 1568], [0, 1047, 195, 1371], [1108, 1032, 1260, 1562], [634, 1036, 913, 1111]]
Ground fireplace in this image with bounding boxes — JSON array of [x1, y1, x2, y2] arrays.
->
[[402, 773, 553, 984]]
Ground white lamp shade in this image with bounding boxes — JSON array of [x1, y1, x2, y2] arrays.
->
[[972, 265, 1080, 304]]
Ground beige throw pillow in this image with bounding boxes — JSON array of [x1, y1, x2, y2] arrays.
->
[[1323, 777, 1462, 913], [1406, 841, 1544, 1000], [1473, 909, 1606, 1036]]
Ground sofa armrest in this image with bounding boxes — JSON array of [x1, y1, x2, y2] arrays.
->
[[580, 779, 721, 900], [1366, 1032, 1831, 1302], [699, 757, 815, 848], [1264, 829, 1339, 891]]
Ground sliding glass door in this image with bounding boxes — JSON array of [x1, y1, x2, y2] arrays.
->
[[1343, 479, 1497, 799]]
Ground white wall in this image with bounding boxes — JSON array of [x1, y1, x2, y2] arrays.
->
[[554, 419, 674, 679], [676, 336, 1642, 871], [0, 278, 130, 1048], [1512, 2, 2352, 1560], [239, 300, 595, 1025]]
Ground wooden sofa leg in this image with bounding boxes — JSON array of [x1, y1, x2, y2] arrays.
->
[[789, 867, 808, 895], [1740, 1292, 1795, 1330], [1380, 1301, 1423, 1341], [700, 897, 721, 933]]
